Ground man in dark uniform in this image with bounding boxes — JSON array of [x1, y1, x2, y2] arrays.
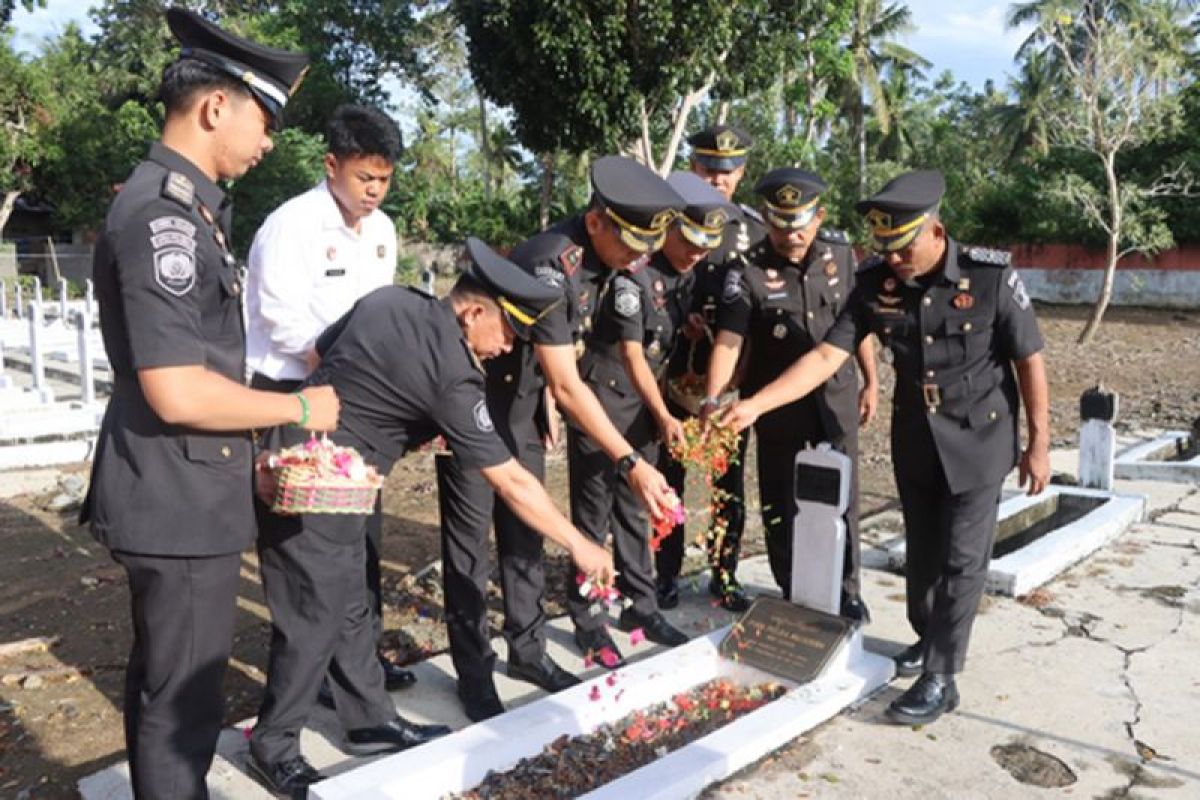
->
[[656, 125, 762, 610], [655, 125, 765, 612], [80, 10, 336, 799], [707, 168, 878, 621], [567, 171, 734, 658], [718, 170, 1050, 726], [250, 238, 617, 795], [437, 157, 683, 722]]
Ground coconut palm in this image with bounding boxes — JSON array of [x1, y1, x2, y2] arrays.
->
[[993, 49, 1058, 164]]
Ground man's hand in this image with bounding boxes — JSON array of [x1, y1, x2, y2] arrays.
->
[[543, 389, 561, 449], [570, 539, 616, 588], [625, 459, 673, 519], [304, 347, 321, 375], [1018, 441, 1050, 496], [298, 385, 339, 431], [682, 312, 708, 343], [858, 384, 878, 426], [253, 451, 278, 506], [715, 399, 759, 433], [657, 413, 685, 447]]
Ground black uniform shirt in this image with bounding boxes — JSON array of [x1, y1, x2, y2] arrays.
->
[[306, 286, 513, 473], [86, 142, 252, 556], [825, 240, 1044, 492]]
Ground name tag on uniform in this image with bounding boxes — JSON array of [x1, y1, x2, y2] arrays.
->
[[767, 292, 788, 300], [325, 268, 346, 277]]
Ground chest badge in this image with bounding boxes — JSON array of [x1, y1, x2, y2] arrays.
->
[[957, 277, 971, 291], [877, 293, 902, 306], [559, 245, 583, 276], [883, 277, 897, 292], [824, 261, 838, 277], [653, 279, 664, 293], [326, 246, 337, 260], [953, 292, 975, 310], [647, 340, 662, 356], [765, 268, 778, 280], [773, 323, 788, 339], [377, 244, 386, 259]]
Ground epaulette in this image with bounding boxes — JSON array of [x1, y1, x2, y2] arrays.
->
[[161, 171, 195, 208], [963, 246, 1011, 267], [408, 284, 435, 299], [817, 227, 849, 245], [511, 231, 579, 275]]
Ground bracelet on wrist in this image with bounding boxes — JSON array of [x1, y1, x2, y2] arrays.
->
[[293, 392, 310, 428]]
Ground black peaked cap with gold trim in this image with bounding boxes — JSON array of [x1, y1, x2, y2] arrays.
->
[[166, 7, 309, 129], [591, 156, 684, 254], [464, 237, 561, 340], [856, 169, 945, 252], [666, 171, 737, 250], [754, 167, 827, 230], [687, 125, 752, 171]]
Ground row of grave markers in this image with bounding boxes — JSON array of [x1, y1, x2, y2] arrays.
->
[[0, 276, 96, 322]]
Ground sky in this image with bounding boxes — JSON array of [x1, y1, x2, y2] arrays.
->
[[9, 0, 1034, 92]]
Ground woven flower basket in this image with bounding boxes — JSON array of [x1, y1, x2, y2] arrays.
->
[[270, 462, 383, 515]]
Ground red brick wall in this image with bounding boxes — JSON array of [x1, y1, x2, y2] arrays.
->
[[1008, 243, 1200, 271]]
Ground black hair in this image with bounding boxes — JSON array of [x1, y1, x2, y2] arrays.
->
[[449, 272, 495, 303], [326, 105, 404, 163], [159, 57, 252, 117]]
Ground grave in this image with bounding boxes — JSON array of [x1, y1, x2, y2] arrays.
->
[[308, 445, 893, 800], [1114, 429, 1200, 484], [868, 484, 1145, 597]]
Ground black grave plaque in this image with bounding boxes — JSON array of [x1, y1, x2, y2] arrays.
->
[[795, 462, 842, 506], [719, 597, 851, 684]]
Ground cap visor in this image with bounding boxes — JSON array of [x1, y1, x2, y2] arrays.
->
[[693, 155, 745, 171], [679, 221, 721, 250], [617, 226, 663, 254], [766, 207, 816, 230]]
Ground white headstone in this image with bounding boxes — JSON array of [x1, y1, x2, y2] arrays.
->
[[85, 279, 95, 318], [0, 339, 11, 389], [76, 309, 96, 406], [15, 283, 23, 319], [422, 268, 435, 294], [28, 301, 55, 403], [789, 444, 851, 616], [1079, 419, 1116, 490], [59, 278, 69, 322], [0, 279, 7, 318], [32, 276, 42, 309]]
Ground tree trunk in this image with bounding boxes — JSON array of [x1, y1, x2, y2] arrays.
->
[[1077, 152, 1122, 345], [477, 92, 492, 200], [802, 39, 818, 149], [0, 190, 19, 240], [855, 94, 867, 197], [538, 152, 556, 232], [716, 100, 730, 125]]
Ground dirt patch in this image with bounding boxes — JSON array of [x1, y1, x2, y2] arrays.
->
[[990, 741, 1077, 788], [1, 304, 1199, 797]]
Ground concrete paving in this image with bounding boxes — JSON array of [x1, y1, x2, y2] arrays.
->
[[75, 448, 1200, 800]]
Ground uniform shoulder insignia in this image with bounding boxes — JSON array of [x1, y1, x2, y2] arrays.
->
[[721, 266, 743, 302], [817, 227, 849, 245], [558, 244, 583, 276], [161, 171, 195, 208], [964, 246, 1011, 267], [613, 275, 641, 317]]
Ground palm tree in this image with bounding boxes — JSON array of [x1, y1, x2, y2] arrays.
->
[[844, 0, 930, 193], [993, 49, 1057, 164], [876, 66, 919, 162]]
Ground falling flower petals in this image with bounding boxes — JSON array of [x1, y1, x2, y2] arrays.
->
[[628, 627, 646, 646]]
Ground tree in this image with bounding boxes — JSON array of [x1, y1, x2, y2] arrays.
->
[[843, 0, 930, 194], [0, 29, 51, 237], [1010, 0, 1196, 343], [993, 48, 1058, 164], [1, 0, 43, 27]]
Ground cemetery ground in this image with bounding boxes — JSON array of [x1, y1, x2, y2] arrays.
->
[[1, 304, 1198, 800]]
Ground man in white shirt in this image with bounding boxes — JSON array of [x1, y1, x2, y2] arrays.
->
[[247, 103, 401, 391], [246, 104, 415, 691]]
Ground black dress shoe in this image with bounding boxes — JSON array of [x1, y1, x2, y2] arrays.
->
[[656, 578, 680, 610], [247, 752, 325, 797], [379, 656, 417, 691], [886, 672, 960, 726], [458, 681, 505, 723], [506, 653, 581, 693], [708, 576, 751, 613], [574, 627, 626, 668], [344, 716, 453, 756], [893, 641, 925, 678], [617, 608, 689, 647], [840, 594, 872, 624]]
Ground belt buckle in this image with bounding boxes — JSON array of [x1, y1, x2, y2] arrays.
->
[[922, 383, 941, 409]]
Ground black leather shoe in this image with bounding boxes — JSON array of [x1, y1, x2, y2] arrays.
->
[[344, 716, 453, 756], [886, 672, 960, 726], [893, 642, 925, 678], [247, 752, 325, 797], [458, 680, 505, 723], [574, 627, 626, 668], [708, 576, 751, 613], [656, 577, 680, 610], [617, 608, 689, 647], [379, 656, 417, 691], [506, 653, 581, 693], [840, 594, 872, 624]]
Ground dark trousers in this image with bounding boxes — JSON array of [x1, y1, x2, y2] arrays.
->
[[113, 550, 241, 800], [755, 401, 862, 600], [436, 444, 548, 693], [895, 459, 1002, 675], [566, 427, 658, 631], [252, 373, 385, 658], [251, 509, 395, 763], [654, 398, 749, 584]]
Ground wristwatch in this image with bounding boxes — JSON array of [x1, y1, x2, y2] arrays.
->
[[700, 395, 721, 411], [615, 451, 642, 480]]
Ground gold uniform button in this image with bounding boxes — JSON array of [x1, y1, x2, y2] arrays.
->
[[926, 370, 935, 378], [220, 445, 232, 458], [924, 335, 934, 344], [608, 379, 617, 387], [963, 322, 973, 332], [806, 311, 814, 319], [989, 410, 998, 420], [922, 297, 932, 306], [504, 374, 514, 383]]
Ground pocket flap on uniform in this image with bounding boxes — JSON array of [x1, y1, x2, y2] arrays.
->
[[966, 392, 1006, 429], [185, 435, 246, 464], [941, 312, 988, 336]]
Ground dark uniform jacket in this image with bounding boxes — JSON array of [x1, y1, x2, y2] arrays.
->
[[85, 143, 252, 556], [825, 240, 1044, 494], [717, 229, 859, 441], [486, 215, 610, 448], [579, 254, 694, 446]]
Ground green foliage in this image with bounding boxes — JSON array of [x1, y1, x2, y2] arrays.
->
[[228, 128, 327, 255]]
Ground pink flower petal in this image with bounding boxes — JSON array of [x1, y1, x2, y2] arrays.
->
[[599, 647, 621, 668], [628, 627, 646, 646], [605, 674, 618, 687], [588, 685, 602, 701]]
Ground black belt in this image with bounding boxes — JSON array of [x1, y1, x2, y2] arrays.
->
[[904, 365, 1005, 411]]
